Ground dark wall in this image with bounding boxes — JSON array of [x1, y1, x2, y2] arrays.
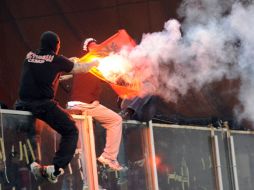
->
[[0, 0, 246, 128]]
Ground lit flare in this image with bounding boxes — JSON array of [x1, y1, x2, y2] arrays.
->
[[76, 29, 141, 99]]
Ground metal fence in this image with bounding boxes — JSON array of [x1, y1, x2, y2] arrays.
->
[[0, 109, 254, 190]]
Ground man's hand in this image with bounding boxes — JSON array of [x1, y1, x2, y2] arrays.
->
[[91, 59, 99, 67], [69, 57, 79, 63], [70, 59, 100, 74], [59, 74, 73, 81]]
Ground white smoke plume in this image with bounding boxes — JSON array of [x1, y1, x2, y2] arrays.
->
[[118, 0, 254, 124]]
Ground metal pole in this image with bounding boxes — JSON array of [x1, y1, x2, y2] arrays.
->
[[224, 121, 239, 190], [214, 135, 223, 190], [87, 116, 99, 190], [229, 136, 239, 190], [148, 121, 159, 190], [211, 125, 223, 190], [77, 117, 89, 188]]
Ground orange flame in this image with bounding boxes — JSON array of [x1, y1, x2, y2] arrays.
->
[[77, 30, 140, 99], [97, 55, 132, 83]]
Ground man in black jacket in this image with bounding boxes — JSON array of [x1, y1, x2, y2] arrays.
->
[[15, 31, 98, 183]]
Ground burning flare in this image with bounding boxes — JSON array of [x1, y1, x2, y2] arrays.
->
[[76, 29, 140, 99], [97, 54, 132, 84]]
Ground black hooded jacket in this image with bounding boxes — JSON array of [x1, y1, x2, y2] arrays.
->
[[18, 31, 74, 101]]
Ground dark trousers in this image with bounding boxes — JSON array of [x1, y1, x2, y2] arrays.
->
[[15, 99, 79, 169], [121, 95, 157, 122]]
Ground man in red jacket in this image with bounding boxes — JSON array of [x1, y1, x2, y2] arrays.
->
[[65, 38, 125, 171]]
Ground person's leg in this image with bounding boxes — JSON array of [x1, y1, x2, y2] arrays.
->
[[38, 101, 79, 170], [119, 96, 153, 120], [15, 100, 78, 182], [120, 95, 157, 121], [33, 101, 79, 183], [127, 95, 153, 113], [86, 104, 122, 161]]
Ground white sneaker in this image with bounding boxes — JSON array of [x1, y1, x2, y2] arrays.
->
[[30, 162, 43, 180], [97, 155, 127, 171], [44, 165, 64, 183], [30, 162, 64, 183]]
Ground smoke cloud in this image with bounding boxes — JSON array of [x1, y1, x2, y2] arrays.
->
[[119, 0, 254, 125]]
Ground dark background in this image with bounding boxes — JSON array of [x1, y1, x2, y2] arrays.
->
[[0, 0, 246, 129]]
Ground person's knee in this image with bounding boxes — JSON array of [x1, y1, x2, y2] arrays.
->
[[72, 124, 79, 137], [113, 113, 122, 126], [64, 122, 79, 139], [69, 125, 79, 145]]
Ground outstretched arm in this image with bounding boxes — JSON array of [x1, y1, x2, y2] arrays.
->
[[70, 61, 99, 74], [68, 57, 99, 74]]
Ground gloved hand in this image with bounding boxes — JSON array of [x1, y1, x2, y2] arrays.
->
[[91, 59, 100, 67], [69, 57, 79, 63], [83, 38, 97, 51]]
